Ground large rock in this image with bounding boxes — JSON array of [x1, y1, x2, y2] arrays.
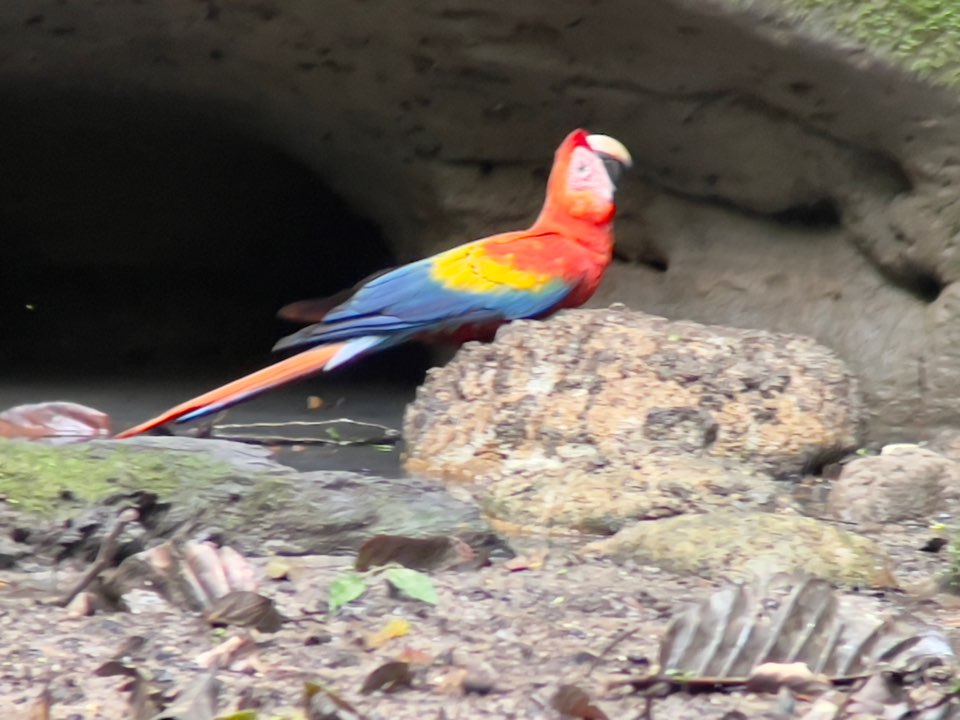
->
[[827, 444, 960, 526], [404, 308, 859, 533]]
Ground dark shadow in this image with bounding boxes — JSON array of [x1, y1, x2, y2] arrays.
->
[[0, 87, 432, 382]]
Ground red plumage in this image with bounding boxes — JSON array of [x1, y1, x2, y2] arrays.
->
[[115, 129, 631, 438]]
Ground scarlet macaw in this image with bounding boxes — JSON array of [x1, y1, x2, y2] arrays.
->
[[115, 129, 631, 438]]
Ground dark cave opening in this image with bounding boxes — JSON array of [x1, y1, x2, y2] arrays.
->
[[0, 89, 430, 385]]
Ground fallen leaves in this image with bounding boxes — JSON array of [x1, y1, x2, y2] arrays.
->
[[304, 681, 369, 720], [656, 574, 952, 683], [204, 590, 285, 633], [606, 573, 959, 718], [365, 617, 411, 650], [0, 401, 111, 441], [151, 672, 219, 720], [88, 540, 283, 713], [328, 564, 438, 613], [194, 635, 261, 672], [28, 684, 52, 720], [552, 684, 610, 720], [384, 567, 438, 605], [105, 539, 263, 613], [355, 534, 476, 572], [360, 661, 414, 695], [503, 549, 549, 572], [328, 573, 368, 614], [434, 667, 469, 695]]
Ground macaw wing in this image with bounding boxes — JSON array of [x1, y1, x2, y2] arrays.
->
[[273, 234, 575, 352], [276, 268, 395, 324]]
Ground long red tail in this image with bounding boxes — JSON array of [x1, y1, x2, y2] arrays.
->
[[114, 342, 347, 438]]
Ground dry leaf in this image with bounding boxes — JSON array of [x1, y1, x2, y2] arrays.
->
[[29, 684, 52, 720], [845, 672, 912, 718], [106, 541, 258, 612], [95, 660, 141, 678], [503, 549, 549, 572], [205, 591, 285, 633], [434, 668, 469, 695], [0, 401, 111, 441], [307, 396, 325, 410], [660, 574, 954, 681], [266, 557, 294, 581], [395, 647, 433, 665], [360, 661, 413, 694], [356, 535, 474, 572], [552, 684, 610, 720], [195, 634, 260, 672], [184, 542, 233, 601], [304, 681, 368, 720], [152, 672, 219, 720], [217, 546, 257, 592], [65, 591, 98, 617], [100, 663, 164, 720], [365, 617, 411, 650], [128, 673, 163, 720]]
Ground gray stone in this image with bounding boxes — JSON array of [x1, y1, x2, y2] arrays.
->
[[580, 510, 897, 587], [827, 444, 960, 525]]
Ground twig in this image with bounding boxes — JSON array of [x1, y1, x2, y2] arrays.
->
[[211, 418, 400, 446], [58, 508, 139, 607], [640, 695, 653, 720], [587, 627, 639, 677]]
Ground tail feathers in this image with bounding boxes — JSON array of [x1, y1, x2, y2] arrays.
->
[[114, 338, 376, 439]]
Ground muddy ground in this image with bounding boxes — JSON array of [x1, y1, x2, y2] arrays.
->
[[1, 496, 958, 719]]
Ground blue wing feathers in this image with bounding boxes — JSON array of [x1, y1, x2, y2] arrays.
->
[[274, 255, 574, 353]]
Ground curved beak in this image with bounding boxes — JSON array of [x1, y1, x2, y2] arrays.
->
[[586, 134, 632, 168], [586, 133, 632, 185]]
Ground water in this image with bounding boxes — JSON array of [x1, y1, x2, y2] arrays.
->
[[0, 373, 415, 477]]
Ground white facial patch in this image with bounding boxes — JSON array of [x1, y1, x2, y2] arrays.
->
[[566, 146, 614, 201]]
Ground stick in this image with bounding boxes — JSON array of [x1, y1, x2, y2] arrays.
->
[[58, 508, 140, 607]]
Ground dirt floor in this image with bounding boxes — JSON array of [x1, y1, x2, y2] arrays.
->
[[1, 514, 958, 719]]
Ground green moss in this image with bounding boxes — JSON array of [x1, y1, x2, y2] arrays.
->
[[0, 439, 238, 515], [582, 510, 895, 586], [739, 0, 960, 86]]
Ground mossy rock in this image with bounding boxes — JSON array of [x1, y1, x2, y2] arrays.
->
[[0, 437, 241, 516], [580, 510, 896, 587], [0, 437, 499, 562]]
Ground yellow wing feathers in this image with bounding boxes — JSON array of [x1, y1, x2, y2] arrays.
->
[[430, 243, 555, 293]]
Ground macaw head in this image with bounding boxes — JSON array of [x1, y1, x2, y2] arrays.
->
[[543, 129, 632, 225]]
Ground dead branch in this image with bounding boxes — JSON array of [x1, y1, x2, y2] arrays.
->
[[58, 508, 140, 607]]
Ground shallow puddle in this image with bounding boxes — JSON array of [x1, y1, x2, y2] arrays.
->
[[0, 373, 414, 476]]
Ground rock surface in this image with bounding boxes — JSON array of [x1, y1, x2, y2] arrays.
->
[[405, 307, 858, 532], [0, 437, 500, 564], [580, 510, 896, 587], [828, 444, 960, 526], [3, 1, 960, 438]]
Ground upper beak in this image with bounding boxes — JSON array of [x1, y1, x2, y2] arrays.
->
[[586, 134, 632, 169], [586, 133, 632, 185]]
